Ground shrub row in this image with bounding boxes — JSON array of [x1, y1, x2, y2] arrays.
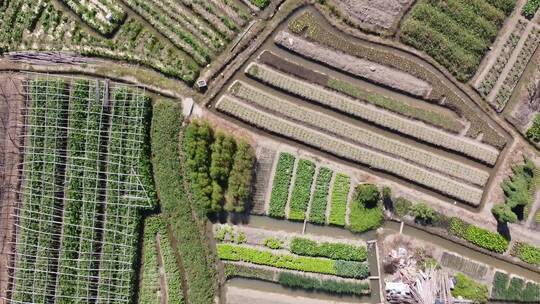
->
[[449, 218, 509, 253], [289, 237, 367, 262], [491, 272, 540, 302], [288, 159, 316, 220], [308, 167, 333, 224], [329, 174, 350, 226], [184, 120, 255, 215], [217, 244, 369, 279], [278, 272, 370, 296], [223, 262, 275, 281], [269, 153, 296, 218]]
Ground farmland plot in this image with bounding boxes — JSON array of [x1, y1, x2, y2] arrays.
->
[[8, 75, 155, 303], [216, 96, 484, 205], [230, 80, 491, 187]]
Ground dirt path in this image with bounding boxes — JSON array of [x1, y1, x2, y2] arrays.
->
[[155, 234, 169, 304], [0, 73, 23, 303]]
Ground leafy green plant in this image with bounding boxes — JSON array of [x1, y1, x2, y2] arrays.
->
[[410, 202, 438, 225], [512, 242, 540, 266], [393, 197, 413, 217], [522, 0, 540, 19], [451, 272, 487, 304], [269, 153, 296, 218], [289, 237, 367, 262], [308, 167, 333, 224], [249, 0, 270, 9], [526, 114, 540, 142], [264, 237, 283, 249], [449, 218, 509, 253], [334, 260, 370, 279], [288, 159, 316, 221], [278, 272, 370, 295], [349, 184, 383, 233], [329, 174, 350, 226]]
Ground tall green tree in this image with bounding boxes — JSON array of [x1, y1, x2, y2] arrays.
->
[[225, 140, 255, 212], [184, 120, 213, 211], [209, 131, 236, 211]]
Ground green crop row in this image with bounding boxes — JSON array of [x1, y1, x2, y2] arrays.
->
[[449, 218, 509, 253], [512, 242, 540, 266], [288, 159, 316, 221], [308, 167, 333, 224], [329, 174, 350, 226], [289, 237, 367, 262], [269, 153, 296, 218], [12, 79, 70, 303], [278, 272, 370, 296], [152, 100, 218, 304], [217, 244, 369, 279], [140, 216, 165, 304], [491, 272, 540, 302], [451, 273, 488, 304]]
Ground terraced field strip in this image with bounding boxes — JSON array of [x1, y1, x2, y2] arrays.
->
[[476, 19, 528, 97], [246, 63, 499, 165], [123, 0, 212, 65], [216, 96, 483, 205], [61, 0, 125, 35], [288, 159, 316, 221], [268, 152, 296, 218], [179, 0, 237, 39], [491, 27, 540, 111], [274, 31, 432, 98], [230, 80, 490, 187]]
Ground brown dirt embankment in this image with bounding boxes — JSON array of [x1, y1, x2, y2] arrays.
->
[[0, 73, 23, 303]]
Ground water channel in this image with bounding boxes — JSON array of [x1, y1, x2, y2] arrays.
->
[[224, 215, 540, 303]]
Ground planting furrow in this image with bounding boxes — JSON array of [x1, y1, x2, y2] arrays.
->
[[231, 80, 489, 187], [246, 63, 499, 165], [179, 0, 236, 39], [216, 96, 484, 205], [274, 31, 432, 98], [123, 0, 211, 66], [492, 28, 540, 111]]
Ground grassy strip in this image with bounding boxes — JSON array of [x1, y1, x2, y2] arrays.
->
[[151, 100, 217, 304], [288, 159, 316, 221], [329, 174, 350, 226], [308, 167, 333, 224], [491, 272, 540, 302], [449, 218, 509, 253], [289, 237, 367, 261], [268, 153, 296, 218], [217, 244, 369, 279]]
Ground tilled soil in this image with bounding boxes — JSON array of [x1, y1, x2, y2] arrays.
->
[[332, 0, 414, 34]]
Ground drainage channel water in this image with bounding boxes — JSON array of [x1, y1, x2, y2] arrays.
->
[[225, 277, 378, 304]]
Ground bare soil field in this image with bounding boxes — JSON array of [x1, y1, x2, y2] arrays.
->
[[331, 0, 414, 35], [0, 73, 23, 303]]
